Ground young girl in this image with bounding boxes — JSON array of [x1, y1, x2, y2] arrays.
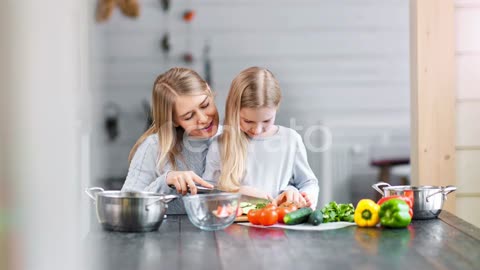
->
[[203, 67, 319, 208], [122, 67, 221, 214]]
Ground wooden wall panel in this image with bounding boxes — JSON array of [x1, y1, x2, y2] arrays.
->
[[410, 0, 456, 212]]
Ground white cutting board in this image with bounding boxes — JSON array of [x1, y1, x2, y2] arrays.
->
[[237, 222, 356, 231]]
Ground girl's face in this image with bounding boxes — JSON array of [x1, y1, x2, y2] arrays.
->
[[239, 107, 277, 138], [174, 94, 219, 138]]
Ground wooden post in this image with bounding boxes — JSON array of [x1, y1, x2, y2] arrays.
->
[[410, 0, 456, 212]]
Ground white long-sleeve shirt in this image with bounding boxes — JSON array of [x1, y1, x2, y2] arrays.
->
[[203, 126, 319, 208], [121, 128, 221, 214]]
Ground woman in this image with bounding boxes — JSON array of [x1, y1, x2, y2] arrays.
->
[[121, 67, 220, 214]]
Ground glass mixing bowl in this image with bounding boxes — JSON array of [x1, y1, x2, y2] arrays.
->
[[182, 193, 241, 231]]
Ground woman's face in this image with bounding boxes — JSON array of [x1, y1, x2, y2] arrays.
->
[[239, 107, 277, 138], [174, 94, 219, 138]]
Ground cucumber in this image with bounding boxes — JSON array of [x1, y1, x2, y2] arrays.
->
[[283, 208, 313, 225], [308, 209, 323, 226]]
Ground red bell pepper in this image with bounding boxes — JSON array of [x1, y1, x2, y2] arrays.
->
[[377, 195, 413, 218]]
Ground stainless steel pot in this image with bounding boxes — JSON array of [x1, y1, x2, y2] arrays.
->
[[86, 187, 177, 232], [372, 182, 456, 220]]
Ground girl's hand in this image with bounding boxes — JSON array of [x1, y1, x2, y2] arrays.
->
[[166, 171, 213, 195], [275, 189, 308, 208], [300, 191, 313, 208]]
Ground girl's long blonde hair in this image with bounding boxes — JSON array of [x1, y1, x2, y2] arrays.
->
[[128, 67, 212, 172], [218, 67, 282, 191]]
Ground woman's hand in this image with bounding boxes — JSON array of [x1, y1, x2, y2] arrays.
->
[[166, 171, 213, 195], [275, 189, 311, 208]]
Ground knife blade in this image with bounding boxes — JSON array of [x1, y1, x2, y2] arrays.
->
[[195, 185, 224, 194], [168, 184, 223, 194]]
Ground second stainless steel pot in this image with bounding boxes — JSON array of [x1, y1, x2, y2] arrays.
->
[[86, 187, 177, 232], [372, 182, 456, 220]]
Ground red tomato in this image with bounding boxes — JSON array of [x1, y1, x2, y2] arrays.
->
[[247, 209, 261, 225], [276, 204, 297, 223], [264, 203, 277, 211], [259, 209, 278, 226], [276, 208, 289, 223]]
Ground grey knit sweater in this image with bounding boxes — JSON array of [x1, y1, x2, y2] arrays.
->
[[121, 129, 221, 214]]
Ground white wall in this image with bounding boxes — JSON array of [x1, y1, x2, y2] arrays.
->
[[455, 0, 480, 227], [94, 0, 410, 203]]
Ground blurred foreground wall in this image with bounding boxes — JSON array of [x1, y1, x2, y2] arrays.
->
[[0, 1, 92, 269]]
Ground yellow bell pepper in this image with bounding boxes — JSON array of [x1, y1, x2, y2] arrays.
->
[[354, 199, 380, 227]]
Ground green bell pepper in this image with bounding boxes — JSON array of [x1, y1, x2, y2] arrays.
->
[[379, 198, 412, 228]]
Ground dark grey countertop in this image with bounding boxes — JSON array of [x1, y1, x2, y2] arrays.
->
[[84, 211, 480, 270]]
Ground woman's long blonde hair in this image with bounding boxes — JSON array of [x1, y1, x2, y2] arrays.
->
[[128, 67, 212, 172], [218, 67, 282, 191]]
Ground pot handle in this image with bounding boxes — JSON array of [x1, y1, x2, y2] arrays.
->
[[425, 186, 457, 202], [145, 194, 178, 211], [85, 187, 105, 202], [441, 186, 457, 201], [372, 182, 391, 197]]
